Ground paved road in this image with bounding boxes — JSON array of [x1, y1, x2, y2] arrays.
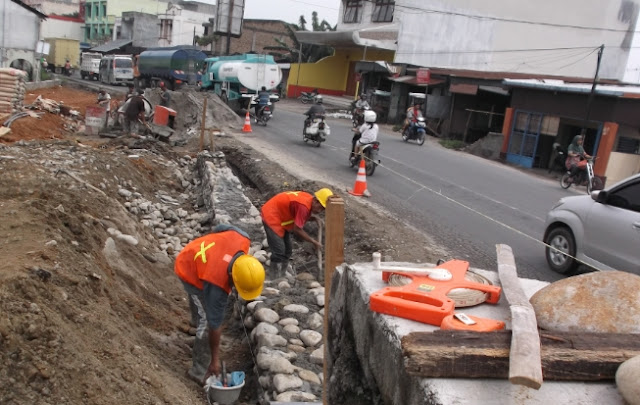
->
[[247, 101, 581, 283]]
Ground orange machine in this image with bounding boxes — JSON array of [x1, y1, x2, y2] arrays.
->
[[153, 105, 176, 128], [369, 259, 502, 329]]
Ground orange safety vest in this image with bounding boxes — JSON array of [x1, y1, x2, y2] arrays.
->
[[174, 231, 250, 291], [261, 191, 313, 237]]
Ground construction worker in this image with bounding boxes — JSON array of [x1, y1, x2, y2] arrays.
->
[[260, 188, 333, 278], [97, 89, 111, 130], [123, 91, 146, 137], [159, 81, 171, 107], [174, 225, 265, 384]]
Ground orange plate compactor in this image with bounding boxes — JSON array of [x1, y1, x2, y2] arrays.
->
[[369, 259, 504, 331]]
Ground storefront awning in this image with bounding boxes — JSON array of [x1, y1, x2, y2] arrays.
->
[[389, 75, 444, 87], [449, 83, 478, 95], [295, 26, 399, 51], [354, 61, 404, 76]]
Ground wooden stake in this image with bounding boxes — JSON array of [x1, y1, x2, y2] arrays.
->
[[323, 195, 344, 405], [496, 244, 543, 389], [199, 97, 208, 151]]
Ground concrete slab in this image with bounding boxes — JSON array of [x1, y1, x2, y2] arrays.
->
[[327, 261, 624, 405]]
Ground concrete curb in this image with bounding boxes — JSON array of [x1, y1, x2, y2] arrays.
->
[[25, 79, 62, 90]]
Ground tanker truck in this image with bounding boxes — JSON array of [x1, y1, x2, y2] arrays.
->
[[200, 53, 282, 112], [137, 46, 207, 90]]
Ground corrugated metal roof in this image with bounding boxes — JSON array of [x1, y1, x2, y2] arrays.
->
[[90, 39, 133, 53], [450, 83, 478, 95], [503, 79, 640, 98]]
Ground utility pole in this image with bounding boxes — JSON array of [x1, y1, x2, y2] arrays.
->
[[582, 44, 604, 136], [225, 0, 235, 55]]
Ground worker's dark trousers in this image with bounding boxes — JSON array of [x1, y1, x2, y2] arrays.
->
[[181, 281, 211, 383], [262, 221, 291, 279]]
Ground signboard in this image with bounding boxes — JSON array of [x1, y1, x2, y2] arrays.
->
[[214, 0, 245, 38], [85, 106, 106, 135], [416, 68, 431, 84]]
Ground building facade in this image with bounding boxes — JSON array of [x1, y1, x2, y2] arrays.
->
[[42, 14, 84, 42], [23, 0, 79, 16], [82, 0, 170, 44], [157, 1, 215, 47], [0, 0, 47, 80]]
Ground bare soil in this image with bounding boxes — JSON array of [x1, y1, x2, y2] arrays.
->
[[0, 87, 440, 405]]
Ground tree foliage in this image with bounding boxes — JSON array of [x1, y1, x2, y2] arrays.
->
[[263, 11, 336, 63]]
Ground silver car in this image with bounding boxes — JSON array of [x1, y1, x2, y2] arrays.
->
[[543, 173, 640, 274]]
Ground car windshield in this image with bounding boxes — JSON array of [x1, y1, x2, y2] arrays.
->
[[115, 59, 132, 68]]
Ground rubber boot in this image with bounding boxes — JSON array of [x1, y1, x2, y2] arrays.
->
[[270, 261, 286, 280], [188, 334, 211, 384]]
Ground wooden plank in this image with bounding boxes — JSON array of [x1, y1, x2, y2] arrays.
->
[[402, 330, 640, 381], [323, 196, 344, 405], [496, 244, 543, 389]]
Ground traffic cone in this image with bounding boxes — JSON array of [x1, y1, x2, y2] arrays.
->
[[242, 111, 252, 133], [348, 158, 369, 197]]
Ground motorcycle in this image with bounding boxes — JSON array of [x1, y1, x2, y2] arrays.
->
[[299, 89, 319, 104], [303, 115, 330, 147], [249, 95, 272, 126], [548, 143, 567, 174], [560, 157, 603, 194], [402, 117, 427, 145], [349, 141, 381, 176], [352, 107, 369, 127]]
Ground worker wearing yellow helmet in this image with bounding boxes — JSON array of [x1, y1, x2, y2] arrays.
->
[[260, 188, 334, 278], [174, 224, 265, 384]]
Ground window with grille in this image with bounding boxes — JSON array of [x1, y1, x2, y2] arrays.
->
[[343, 0, 363, 23], [372, 0, 394, 22]]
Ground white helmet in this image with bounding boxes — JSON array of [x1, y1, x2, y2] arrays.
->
[[315, 95, 323, 104], [364, 110, 377, 123]]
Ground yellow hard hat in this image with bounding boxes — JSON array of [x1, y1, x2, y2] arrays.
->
[[231, 255, 265, 301], [314, 188, 334, 208]]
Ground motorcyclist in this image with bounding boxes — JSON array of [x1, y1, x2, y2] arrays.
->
[[403, 102, 423, 134], [350, 110, 379, 161], [352, 94, 370, 126], [565, 134, 592, 180], [255, 86, 270, 118], [304, 95, 325, 130]]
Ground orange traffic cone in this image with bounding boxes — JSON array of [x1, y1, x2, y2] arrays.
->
[[348, 158, 369, 197], [242, 111, 252, 133]]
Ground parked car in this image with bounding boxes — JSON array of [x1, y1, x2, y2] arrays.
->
[[99, 55, 134, 85], [543, 173, 640, 275]]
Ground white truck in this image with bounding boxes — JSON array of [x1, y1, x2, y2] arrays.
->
[[80, 52, 102, 81]]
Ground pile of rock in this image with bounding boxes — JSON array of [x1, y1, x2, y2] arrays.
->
[[241, 272, 326, 402]]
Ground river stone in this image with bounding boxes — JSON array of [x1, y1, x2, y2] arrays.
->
[[275, 391, 317, 402], [308, 313, 324, 330], [256, 333, 287, 348], [273, 374, 303, 393], [257, 353, 294, 374], [299, 330, 322, 347], [283, 304, 309, 314], [298, 368, 321, 385], [278, 318, 299, 326], [310, 346, 324, 365], [616, 355, 640, 405], [254, 308, 280, 324], [530, 271, 640, 333], [283, 324, 300, 335], [251, 322, 279, 342]]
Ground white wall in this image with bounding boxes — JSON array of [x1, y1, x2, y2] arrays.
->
[[42, 18, 84, 42], [0, 0, 41, 68], [337, 0, 638, 81]]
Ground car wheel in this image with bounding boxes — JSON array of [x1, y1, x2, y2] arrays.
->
[[545, 227, 577, 274]]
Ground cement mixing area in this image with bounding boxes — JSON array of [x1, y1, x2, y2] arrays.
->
[[1, 79, 640, 405]]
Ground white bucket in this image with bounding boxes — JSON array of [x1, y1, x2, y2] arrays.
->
[[206, 380, 245, 405]]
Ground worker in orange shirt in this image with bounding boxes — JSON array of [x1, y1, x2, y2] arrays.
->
[[260, 188, 333, 278], [174, 224, 265, 384]]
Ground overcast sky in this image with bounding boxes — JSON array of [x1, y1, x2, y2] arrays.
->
[[243, 0, 341, 26]]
